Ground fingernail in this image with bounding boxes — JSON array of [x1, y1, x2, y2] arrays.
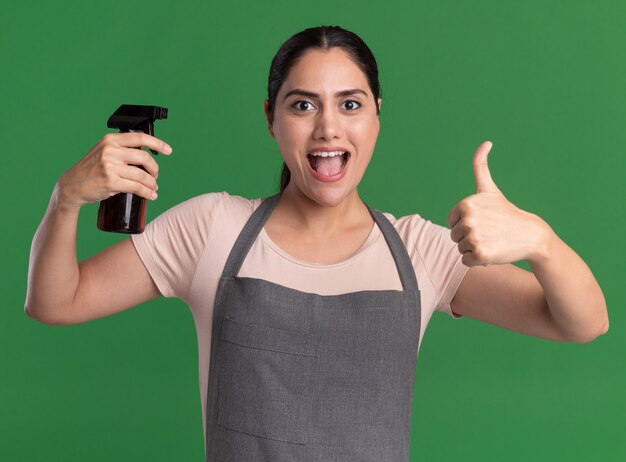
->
[[152, 191, 158, 200], [163, 144, 172, 154]]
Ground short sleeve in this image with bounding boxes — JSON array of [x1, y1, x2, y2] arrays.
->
[[414, 219, 469, 319], [130, 192, 224, 302]]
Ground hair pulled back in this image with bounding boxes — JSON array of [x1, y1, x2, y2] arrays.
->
[[266, 26, 381, 193]]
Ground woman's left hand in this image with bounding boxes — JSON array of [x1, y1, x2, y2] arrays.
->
[[447, 141, 552, 267]]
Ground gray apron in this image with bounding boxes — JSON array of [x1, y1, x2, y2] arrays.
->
[[205, 193, 421, 462]]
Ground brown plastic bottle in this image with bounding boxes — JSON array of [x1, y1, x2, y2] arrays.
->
[[97, 164, 148, 234], [96, 104, 167, 234]]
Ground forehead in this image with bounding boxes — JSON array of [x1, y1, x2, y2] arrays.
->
[[280, 48, 370, 95]]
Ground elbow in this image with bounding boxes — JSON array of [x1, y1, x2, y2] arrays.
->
[[597, 318, 610, 339], [571, 318, 609, 344], [24, 302, 74, 326], [590, 305, 610, 342], [23, 300, 42, 322], [24, 303, 47, 324], [24, 304, 36, 323], [568, 298, 610, 344], [24, 294, 44, 323]]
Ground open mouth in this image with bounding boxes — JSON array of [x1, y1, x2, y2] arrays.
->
[[306, 151, 350, 176]]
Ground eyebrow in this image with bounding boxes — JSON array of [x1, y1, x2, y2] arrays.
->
[[283, 88, 369, 101]]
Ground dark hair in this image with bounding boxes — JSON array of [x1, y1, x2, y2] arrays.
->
[[266, 26, 381, 193]]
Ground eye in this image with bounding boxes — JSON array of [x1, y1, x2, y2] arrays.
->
[[341, 100, 361, 111], [292, 100, 316, 111]]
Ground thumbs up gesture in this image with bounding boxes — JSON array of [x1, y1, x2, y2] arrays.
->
[[447, 141, 550, 267]]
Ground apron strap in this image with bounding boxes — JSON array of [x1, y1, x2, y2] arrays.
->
[[367, 206, 420, 293], [221, 192, 419, 293], [221, 193, 281, 279]]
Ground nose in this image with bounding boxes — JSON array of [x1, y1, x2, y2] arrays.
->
[[312, 107, 342, 141]]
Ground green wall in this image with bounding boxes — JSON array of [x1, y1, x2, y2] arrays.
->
[[2, 1, 624, 460]]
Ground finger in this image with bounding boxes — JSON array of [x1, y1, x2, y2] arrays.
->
[[447, 204, 461, 229], [472, 141, 498, 194], [104, 132, 172, 155], [461, 252, 479, 267], [449, 224, 465, 243], [114, 164, 158, 191], [457, 238, 472, 254], [113, 177, 159, 201], [119, 147, 160, 178]]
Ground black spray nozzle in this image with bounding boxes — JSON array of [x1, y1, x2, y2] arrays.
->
[[107, 104, 168, 154]]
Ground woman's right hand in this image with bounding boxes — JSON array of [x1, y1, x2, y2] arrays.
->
[[57, 132, 173, 209]]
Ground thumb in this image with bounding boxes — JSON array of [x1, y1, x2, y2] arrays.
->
[[473, 141, 499, 193]]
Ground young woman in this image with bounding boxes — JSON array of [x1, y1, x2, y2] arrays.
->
[[25, 26, 608, 462]]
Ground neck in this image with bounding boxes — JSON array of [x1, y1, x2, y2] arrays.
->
[[275, 183, 372, 237]]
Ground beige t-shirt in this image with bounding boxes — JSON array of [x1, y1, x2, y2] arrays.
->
[[131, 191, 469, 438]]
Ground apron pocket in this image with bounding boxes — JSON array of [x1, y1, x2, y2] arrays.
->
[[217, 316, 318, 444]]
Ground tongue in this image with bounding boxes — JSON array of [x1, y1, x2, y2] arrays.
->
[[316, 156, 343, 176]]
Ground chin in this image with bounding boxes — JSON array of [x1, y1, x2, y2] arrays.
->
[[308, 188, 354, 208], [313, 194, 344, 208], [287, 177, 357, 208]]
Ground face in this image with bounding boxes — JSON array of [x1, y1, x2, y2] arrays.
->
[[265, 47, 381, 207]]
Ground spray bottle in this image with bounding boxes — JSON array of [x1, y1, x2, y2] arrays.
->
[[97, 104, 168, 234]]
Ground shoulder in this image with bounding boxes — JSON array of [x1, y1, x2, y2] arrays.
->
[[163, 191, 262, 222], [378, 209, 467, 316], [173, 191, 265, 236], [378, 209, 460, 277], [378, 210, 451, 248], [206, 191, 264, 225], [139, 191, 265, 243]]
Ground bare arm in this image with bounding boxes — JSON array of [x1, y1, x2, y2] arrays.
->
[[24, 184, 161, 325], [450, 245, 608, 344], [25, 184, 81, 323], [25, 133, 172, 325], [447, 141, 608, 343], [525, 232, 609, 342]]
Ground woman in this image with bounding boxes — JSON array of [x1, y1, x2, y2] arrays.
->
[[25, 26, 608, 461]]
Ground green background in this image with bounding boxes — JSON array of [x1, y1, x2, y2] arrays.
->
[[2, 0, 624, 460]]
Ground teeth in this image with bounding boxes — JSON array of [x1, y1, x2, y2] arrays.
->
[[309, 151, 346, 157]]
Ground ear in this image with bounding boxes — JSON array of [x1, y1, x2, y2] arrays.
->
[[377, 98, 382, 115], [264, 100, 274, 137]]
